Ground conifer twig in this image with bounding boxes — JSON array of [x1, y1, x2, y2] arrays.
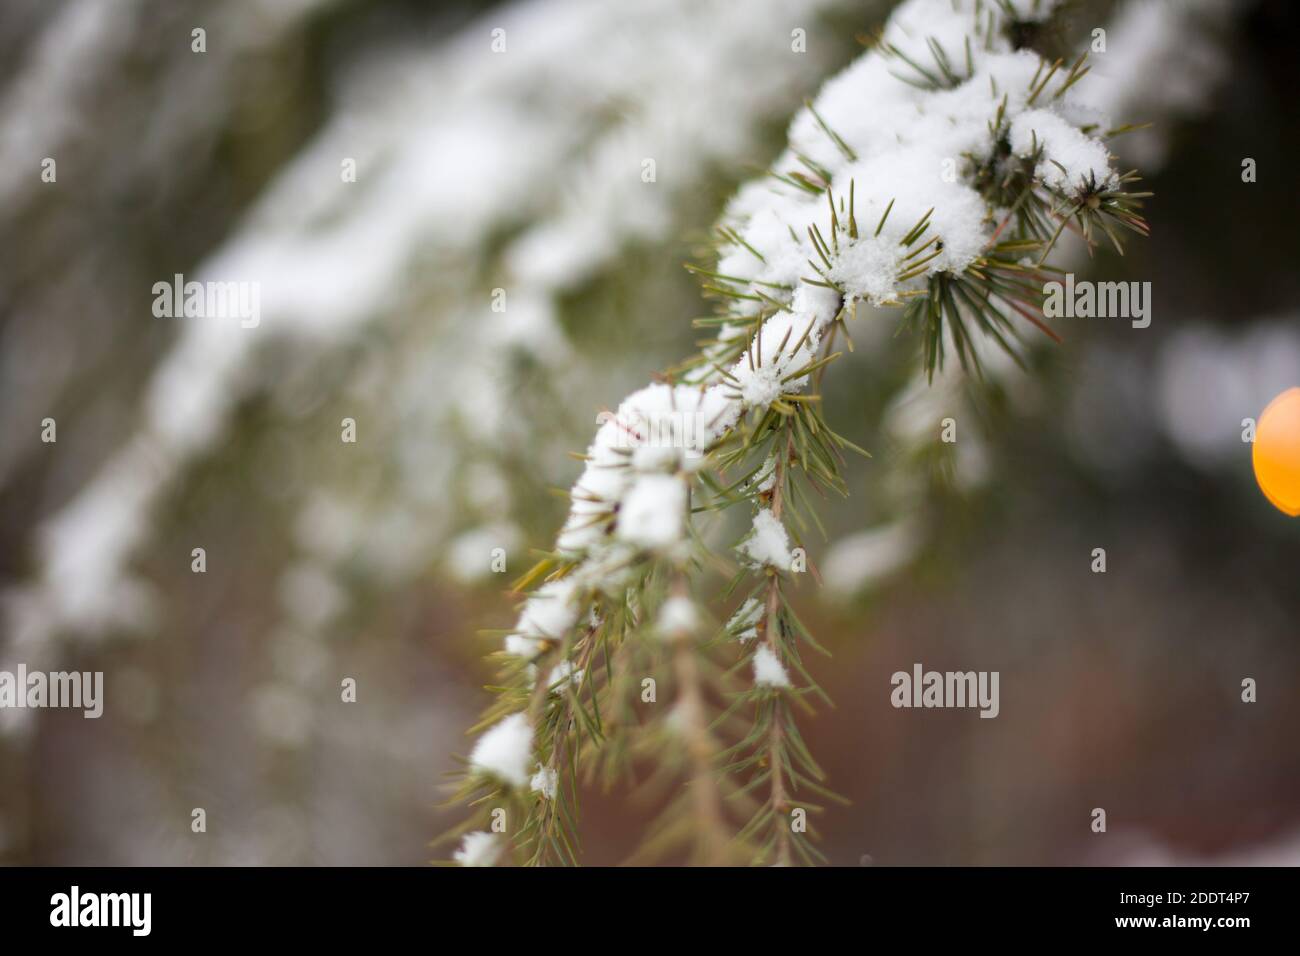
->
[[761, 430, 795, 867], [445, 0, 1150, 868]]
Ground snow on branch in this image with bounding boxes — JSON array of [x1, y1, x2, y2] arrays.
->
[[455, 0, 1149, 866]]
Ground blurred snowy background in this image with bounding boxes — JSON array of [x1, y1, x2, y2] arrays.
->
[[1, 0, 1297, 865]]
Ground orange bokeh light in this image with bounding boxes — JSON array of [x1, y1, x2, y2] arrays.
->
[[1253, 387, 1300, 517]]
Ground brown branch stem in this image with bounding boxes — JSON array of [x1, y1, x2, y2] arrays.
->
[[761, 429, 795, 866], [669, 607, 729, 865]]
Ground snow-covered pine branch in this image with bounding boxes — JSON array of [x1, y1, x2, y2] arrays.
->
[[453, 0, 1149, 866], [823, 0, 1237, 601]]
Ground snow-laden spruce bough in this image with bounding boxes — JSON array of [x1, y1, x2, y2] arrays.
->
[[449, 0, 1148, 866]]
